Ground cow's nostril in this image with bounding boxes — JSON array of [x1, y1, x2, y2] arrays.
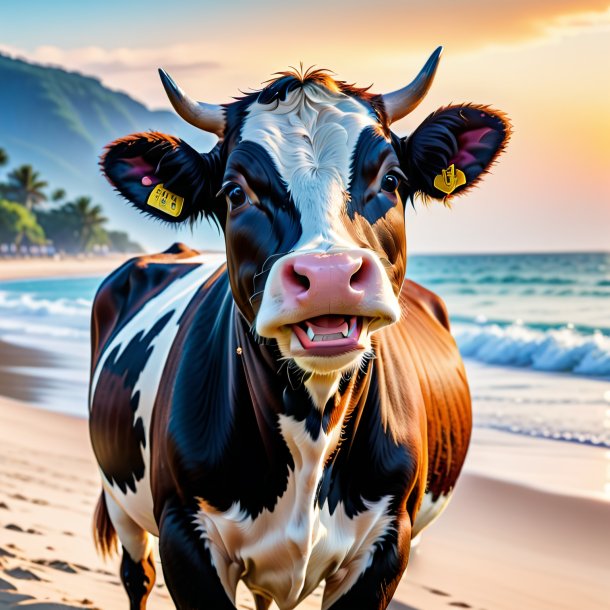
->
[[283, 263, 311, 294], [293, 270, 310, 291], [350, 258, 369, 290]]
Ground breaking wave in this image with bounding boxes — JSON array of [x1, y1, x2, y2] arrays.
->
[[455, 323, 610, 378], [0, 291, 91, 319]]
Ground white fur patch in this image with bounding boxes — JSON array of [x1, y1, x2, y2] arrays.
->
[[412, 490, 452, 538], [194, 414, 393, 609], [241, 83, 378, 250], [92, 255, 225, 536]]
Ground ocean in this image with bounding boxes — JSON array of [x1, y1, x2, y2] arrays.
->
[[0, 252, 609, 447]]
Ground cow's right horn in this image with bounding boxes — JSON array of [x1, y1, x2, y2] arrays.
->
[[159, 69, 225, 137]]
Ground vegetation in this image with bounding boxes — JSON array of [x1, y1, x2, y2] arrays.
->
[[0, 145, 142, 254], [0, 199, 45, 246], [5, 164, 48, 210], [51, 188, 66, 203]]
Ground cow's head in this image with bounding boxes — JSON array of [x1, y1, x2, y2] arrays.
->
[[102, 48, 510, 382]]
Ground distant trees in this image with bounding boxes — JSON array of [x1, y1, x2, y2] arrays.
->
[[58, 196, 108, 251], [51, 188, 66, 203], [5, 165, 48, 210], [0, 200, 45, 246], [0, 148, 142, 254]]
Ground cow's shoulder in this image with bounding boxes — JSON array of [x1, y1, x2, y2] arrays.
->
[[90, 242, 203, 370], [401, 279, 450, 331], [396, 279, 472, 501]]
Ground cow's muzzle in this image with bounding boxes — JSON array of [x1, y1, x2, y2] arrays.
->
[[256, 250, 400, 368]]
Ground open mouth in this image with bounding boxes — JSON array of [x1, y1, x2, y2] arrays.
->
[[291, 315, 366, 356]]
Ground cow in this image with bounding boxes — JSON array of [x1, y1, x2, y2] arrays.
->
[[89, 47, 510, 610]]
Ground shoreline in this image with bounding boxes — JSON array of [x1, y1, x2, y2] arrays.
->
[[0, 250, 225, 283], [0, 255, 134, 282]]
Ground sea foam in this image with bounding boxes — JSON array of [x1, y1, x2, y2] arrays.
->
[[455, 323, 610, 377]]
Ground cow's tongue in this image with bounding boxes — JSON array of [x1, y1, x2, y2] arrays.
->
[[305, 315, 348, 336], [292, 315, 361, 350]]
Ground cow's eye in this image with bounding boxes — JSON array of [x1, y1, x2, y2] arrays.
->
[[380, 173, 400, 193], [226, 184, 249, 210]]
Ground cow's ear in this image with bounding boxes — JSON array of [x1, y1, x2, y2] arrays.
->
[[101, 131, 220, 224], [402, 104, 511, 202]]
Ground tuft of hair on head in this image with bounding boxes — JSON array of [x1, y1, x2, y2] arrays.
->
[[234, 65, 378, 107], [93, 492, 118, 559]]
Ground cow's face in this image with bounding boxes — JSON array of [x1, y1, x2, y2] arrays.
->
[[102, 48, 510, 378], [220, 76, 407, 375]]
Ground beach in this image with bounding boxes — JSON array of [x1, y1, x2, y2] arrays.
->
[[0, 256, 132, 282], [0, 257, 609, 610]]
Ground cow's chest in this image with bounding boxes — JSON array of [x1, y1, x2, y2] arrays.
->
[[193, 414, 393, 610]]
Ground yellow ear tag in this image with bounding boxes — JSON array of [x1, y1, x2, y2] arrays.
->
[[433, 164, 466, 195], [146, 183, 184, 218]]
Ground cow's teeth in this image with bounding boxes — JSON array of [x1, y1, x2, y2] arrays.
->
[[307, 327, 315, 340], [347, 318, 358, 337]]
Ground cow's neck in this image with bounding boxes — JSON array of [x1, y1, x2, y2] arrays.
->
[[303, 373, 342, 410], [234, 308, 369, 442]]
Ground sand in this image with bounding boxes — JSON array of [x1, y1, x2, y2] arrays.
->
[[1, 259, 609, 609], [0, 257, 134, 282], [1, 397, 609, 610], [0, 252, 222, 282]]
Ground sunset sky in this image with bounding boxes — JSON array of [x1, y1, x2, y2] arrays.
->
[[1, 0, 609, 253]]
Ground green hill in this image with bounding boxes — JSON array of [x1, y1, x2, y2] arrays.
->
[[0, 54, 221, 251]]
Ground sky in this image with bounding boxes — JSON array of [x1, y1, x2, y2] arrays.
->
[[1, 0, 609, 253]]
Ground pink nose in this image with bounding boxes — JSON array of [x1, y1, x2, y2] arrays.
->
[[280, 252, 375, 311]]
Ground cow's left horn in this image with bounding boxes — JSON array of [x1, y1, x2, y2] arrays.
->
[[159, 69, 225, 137], [381, 46, 443, 124]]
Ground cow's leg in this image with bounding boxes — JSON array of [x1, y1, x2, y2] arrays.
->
[[253, 593, 273, 610], [323, 514, 411, 610], [158, 500, 236, 610], [104, 491, 156, 610]]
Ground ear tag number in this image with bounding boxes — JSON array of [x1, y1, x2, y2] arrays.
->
[[146, 183, 184, 217], [433, 164, 466, 195]]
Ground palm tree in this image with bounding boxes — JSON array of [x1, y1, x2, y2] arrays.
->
[[0, 148, 8, 168], [6, 165, 48, 210], [63, 196, 108, 250], [51, 188, 67, 203]]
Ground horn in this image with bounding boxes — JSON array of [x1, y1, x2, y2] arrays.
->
[[158, 69, 225, 137], [381, 46, 443, 123]]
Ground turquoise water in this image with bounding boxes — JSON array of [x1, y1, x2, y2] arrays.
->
[[0, 253, 609, 377], [407, 252, 610, 377], [0, 253, 608, 447]]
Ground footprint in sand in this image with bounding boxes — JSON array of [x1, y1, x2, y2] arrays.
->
[[4, 523, 42, 535], [4, 566, 44, 581], [13, 602, 92, 610], [419, 586, 475, 609], [33, 559, 78, 574], [0, 576, 17, 591], [0, 547, 16, 559]]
